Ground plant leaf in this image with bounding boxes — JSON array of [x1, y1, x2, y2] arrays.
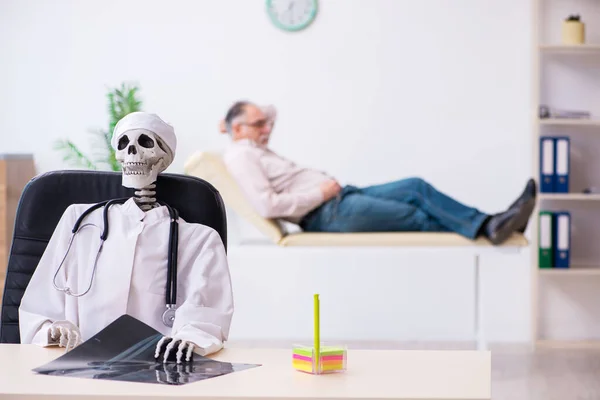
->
[[54, 81, 143, 171], [53, 139, 98, 170]]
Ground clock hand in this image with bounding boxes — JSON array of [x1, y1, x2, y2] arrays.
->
[[286, 1, 295, 24]]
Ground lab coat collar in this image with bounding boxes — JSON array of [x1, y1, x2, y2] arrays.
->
[[120, 197, 170, 224]]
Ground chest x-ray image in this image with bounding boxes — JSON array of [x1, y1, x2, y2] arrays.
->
[[32, 314, 260, 386]]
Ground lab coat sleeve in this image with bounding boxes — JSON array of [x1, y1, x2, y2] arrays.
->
[[225, 149, 324, 219], [171, 229, 233, 356], [18, 206, 77, 346]]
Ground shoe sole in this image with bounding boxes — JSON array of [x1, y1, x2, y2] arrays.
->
[[489, 198, 535, 245]]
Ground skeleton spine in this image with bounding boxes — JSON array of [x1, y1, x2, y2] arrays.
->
[[134, 184, 158, 211]]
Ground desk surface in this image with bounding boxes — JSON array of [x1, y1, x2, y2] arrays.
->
[[0, 345, 491, 400]]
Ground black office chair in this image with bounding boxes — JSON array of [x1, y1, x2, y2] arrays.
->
[[0, 170, 227, 343]]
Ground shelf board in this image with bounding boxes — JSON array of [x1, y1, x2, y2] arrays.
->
[[540, 44, 600, 52], [539, 118, 600, 126], [539, 193, 600, 201], [536, 340, 600, 349], [539, 267, 600, 276]]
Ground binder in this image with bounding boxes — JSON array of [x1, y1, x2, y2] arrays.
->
[[540, 137, 555, 193], [553, 211, 571, 269], [555, 137, 570, 193], [538, 211, 554, 269]]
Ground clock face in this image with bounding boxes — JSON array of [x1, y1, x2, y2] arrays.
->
[[266, 0, 318, 32]]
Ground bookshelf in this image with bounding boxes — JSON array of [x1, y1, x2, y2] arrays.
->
[[533, 0, 600, 344]]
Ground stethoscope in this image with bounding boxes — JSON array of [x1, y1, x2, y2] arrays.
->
[[52, 197, 180, 328]]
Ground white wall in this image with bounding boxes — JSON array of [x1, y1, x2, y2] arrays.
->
[[1, 0, 545, 342], [1, 0, 533, 211]]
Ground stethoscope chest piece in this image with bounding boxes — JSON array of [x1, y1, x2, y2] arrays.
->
[[162, 306, 176, 327]]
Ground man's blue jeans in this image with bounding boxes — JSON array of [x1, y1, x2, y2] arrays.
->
[[299, 178, 489, 239]]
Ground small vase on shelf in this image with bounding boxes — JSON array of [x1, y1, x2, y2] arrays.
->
[[562, 14, 585, 45]]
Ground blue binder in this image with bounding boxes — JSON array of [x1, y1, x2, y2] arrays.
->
[[553, 211, 571, 268], [540, 137, 555, 193], [554, 137, 570, 193]]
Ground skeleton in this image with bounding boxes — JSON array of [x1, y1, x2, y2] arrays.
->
[[48, 112, 196, 363], [113, 113, 195, 363]]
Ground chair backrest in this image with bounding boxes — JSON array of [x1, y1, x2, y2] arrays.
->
[[0, 170, 227, 343], [184, 151, 285, 243]]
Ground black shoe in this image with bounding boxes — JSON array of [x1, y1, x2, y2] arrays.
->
[[484, 198, 536, 245], [508, 179, 537, 233]]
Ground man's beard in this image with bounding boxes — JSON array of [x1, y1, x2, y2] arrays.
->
[[255, 135, 270, 147]]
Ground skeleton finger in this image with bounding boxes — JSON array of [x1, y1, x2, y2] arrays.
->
[[65, 328, 75, 352], [55, 328, 63, 346], [50, 325, 62, 344], [67, 329, 81, 352], [185, 343, 195, 362], [175, 341, 187, 364], [63, 336, 71, 353], [65, 341, 74, 354], [164, 339, 181, 363], [154, 336, 171, 359], [65, 328, 75, 351], [59, 327, 69, 348]]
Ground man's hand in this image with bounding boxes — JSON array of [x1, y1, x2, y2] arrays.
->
[[47, 321, 82, 352], [320, 179, 342, 201]]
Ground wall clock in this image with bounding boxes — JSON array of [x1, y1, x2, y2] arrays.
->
[[266, 0, 318, 32]]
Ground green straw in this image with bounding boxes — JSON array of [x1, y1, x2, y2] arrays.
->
[[314, 294, 320, 373]]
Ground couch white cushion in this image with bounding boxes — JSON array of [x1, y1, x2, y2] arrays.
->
[[278, 231, 528, 247]]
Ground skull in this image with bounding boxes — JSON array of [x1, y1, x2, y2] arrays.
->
[[115, 128, 173, 189]]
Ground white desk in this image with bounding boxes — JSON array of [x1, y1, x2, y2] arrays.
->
[[0, 345, 491, 400]]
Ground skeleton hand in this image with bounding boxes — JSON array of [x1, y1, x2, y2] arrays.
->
[[47, 321, 82, 352], [155, 362, 193, 385], [154, 336, 195, 364]]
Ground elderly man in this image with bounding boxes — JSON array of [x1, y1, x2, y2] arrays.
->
[[220, 101, 536, 245]]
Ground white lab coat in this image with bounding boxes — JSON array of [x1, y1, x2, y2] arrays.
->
[[18, 198, 234, 356]]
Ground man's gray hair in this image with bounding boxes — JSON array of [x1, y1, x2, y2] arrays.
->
[[224, 101, 253, 134]]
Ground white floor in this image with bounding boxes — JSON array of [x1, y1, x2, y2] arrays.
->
[[228, 340, 600, 400]]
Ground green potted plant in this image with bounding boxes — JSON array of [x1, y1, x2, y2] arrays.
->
[[54, 83, 143, 171]]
